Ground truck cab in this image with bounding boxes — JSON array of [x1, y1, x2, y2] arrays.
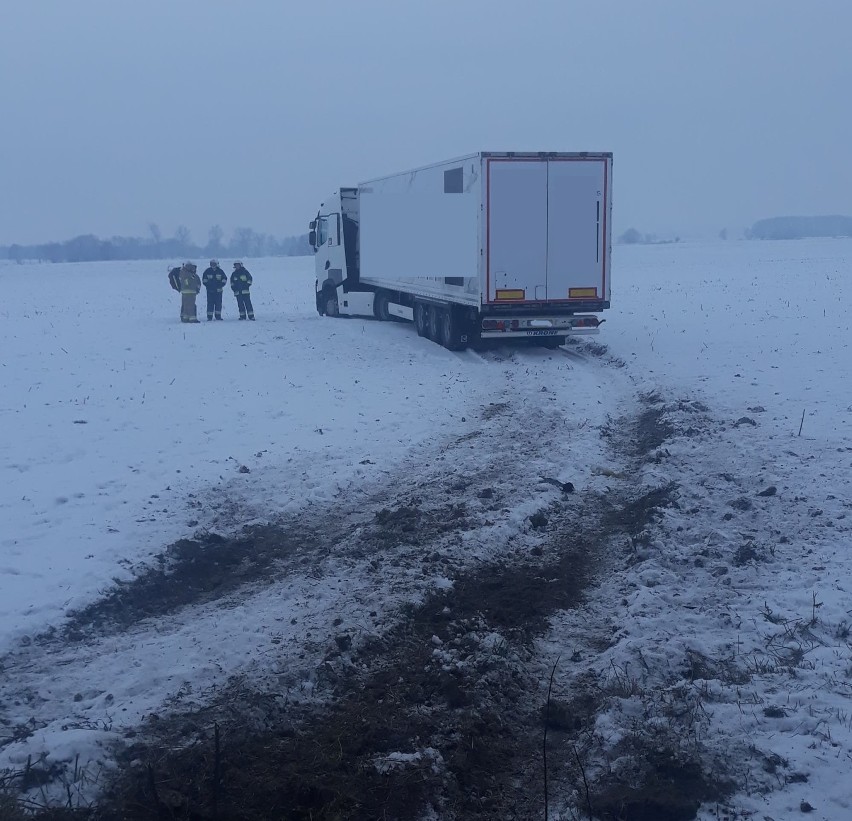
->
[[310, 188, 362, 317]]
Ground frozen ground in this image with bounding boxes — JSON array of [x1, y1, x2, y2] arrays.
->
[[0, 240, 850, 819]]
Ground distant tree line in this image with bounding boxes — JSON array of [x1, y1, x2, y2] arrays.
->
[[0, 224, 312, 263], [746, 215, 852, 240], [617, 228, 680, 245]]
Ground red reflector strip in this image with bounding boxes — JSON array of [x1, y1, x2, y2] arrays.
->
[[496, 289, 525, 300]]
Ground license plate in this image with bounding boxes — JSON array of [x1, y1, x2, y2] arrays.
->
[[526, 329, 558, 336]]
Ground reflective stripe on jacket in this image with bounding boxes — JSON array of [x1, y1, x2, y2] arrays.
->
[[230, 269, 253, 294], [179, 270, 201, 294], [202, 267, 228, 291]]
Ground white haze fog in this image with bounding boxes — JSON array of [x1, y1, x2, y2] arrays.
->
[[4, 3, 852, 817], [1, 0, 851, 245]]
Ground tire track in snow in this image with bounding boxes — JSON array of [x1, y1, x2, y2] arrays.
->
[[0, 346, 629, 802], [96, 394, 676, 820]]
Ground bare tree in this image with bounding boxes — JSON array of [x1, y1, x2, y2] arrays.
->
[[231, 227, 254, 256], [174, 225, 192, 247], [207, 224, 224, 254]]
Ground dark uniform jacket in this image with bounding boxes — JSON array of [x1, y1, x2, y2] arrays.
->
[[202, 266, 228, 292], [230, 267, 253, 295], [168, 267, 182, 291]]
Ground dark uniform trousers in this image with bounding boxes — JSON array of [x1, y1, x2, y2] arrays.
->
[[235, 292, 254, 320], [206, 289, 223, 320]]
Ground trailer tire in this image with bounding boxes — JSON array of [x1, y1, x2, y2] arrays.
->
[[414, 302, 429, 337], [439, 307, 464, 351], [426, 305, 442, 342]]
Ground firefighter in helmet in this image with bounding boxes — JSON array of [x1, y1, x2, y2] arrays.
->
[[202, 259, 227, 320], [230, 261, 255, 320], [179, 262, 201, 323]]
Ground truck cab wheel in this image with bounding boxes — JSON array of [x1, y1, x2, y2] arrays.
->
[[324, 289, 339, 317], [374, 293, 390, 321]]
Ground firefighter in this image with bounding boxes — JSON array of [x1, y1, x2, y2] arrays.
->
[[230, 261, 255, 320], [179, 262, 201, 323], [202, 259, 227, 320]]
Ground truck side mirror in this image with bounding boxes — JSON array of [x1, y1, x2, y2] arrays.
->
[[309, 220, 316, 230], [308, 230, 316, 247]]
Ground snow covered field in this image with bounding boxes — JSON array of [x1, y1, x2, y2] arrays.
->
[[1, 240, 851, 819]]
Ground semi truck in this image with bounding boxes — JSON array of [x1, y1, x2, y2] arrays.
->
[[309, 151, 612, 350]]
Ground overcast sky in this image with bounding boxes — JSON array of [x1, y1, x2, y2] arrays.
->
[[2, 0, 850, 245]]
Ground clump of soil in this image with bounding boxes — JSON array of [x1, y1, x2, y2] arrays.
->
[[590, 741, 733, 821], [58, 524, 317, 639]]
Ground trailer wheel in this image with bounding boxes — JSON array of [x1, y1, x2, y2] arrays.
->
[[427, 305, 442, 341], [439, 307, 464, 351], [414, 302, 428, 337]]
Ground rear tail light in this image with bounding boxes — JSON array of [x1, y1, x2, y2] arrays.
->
[[573, 317, 600, 328], [483, 320, 508, 331]]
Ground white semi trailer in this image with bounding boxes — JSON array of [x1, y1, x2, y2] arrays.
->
[[309, 151, 612, 350]]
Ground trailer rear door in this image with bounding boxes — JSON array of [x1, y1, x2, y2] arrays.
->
[[546, 159, 607, 302], [485, 156, 609, 304], [486, 160, 548, 303]]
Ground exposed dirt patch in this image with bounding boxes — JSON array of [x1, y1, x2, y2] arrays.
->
[[54, 524, 321, 640], [563, 338, 626, 367], [602, 483, 678, 538], [16, 390, 733, 821], [589, 740, 733, 821], [603, 394, 707, 466], [480, 401, 510, 420], [33, 493, 473, 647], [370, 501, 471, 546], [632, 401, 676, 458], [72, 479, 680, 821]]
